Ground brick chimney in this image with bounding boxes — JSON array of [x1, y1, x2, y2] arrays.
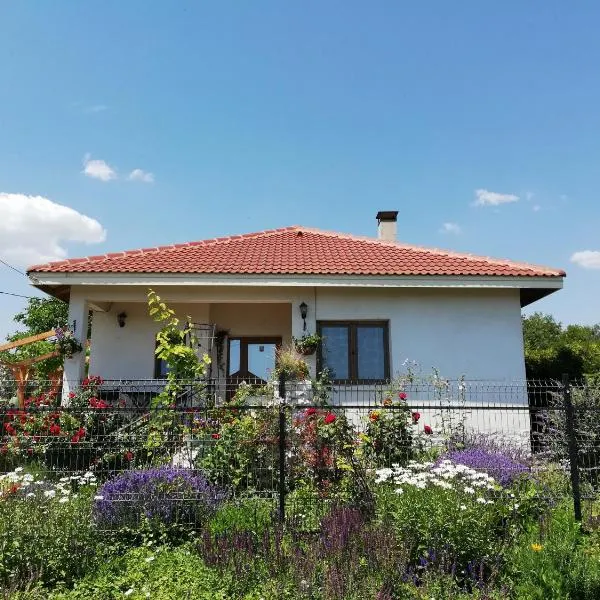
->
[[376, 211, 398, 242]]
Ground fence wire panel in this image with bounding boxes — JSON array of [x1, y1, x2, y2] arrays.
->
[[1, 376, 598, 529]]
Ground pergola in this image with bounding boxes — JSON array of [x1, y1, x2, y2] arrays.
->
[[0, 330, 62, 409]]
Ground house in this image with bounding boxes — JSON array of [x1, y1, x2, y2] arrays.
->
[[27, 212, 564, 408]]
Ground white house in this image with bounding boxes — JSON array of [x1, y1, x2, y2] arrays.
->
[[27, 211, 564, 422]]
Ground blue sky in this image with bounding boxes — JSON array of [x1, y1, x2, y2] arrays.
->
[[1, 1, 599, 338]]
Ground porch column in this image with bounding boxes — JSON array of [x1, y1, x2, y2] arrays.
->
[[291, 294, 317, 378], [62, 292, 89, 400]]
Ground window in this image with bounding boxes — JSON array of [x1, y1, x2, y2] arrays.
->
[[154, 339, 169, 379], [317, 321, 390, 382]]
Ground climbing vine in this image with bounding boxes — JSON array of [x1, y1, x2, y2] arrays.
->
[[145, 289, 211, 458]]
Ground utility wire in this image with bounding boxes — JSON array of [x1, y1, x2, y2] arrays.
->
[[0, 258, 27, 277], [0, 291, 38, 299]]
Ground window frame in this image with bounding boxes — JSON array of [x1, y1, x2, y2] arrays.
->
[[317, 320, 390, 384]]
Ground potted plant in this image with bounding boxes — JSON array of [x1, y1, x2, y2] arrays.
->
[[273, 347, 312, 405], [54, 327, 83, 359], [292, 333, 321, 356]]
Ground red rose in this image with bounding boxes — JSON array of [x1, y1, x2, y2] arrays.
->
[[412, 412, 420, 423], [324, 413, 336, 425], [369, 412, 379, 422], [424, 425, 433, 435], [27, 448, 33, 456], [305, 407, 317, 416], [68, 392, 76, 399], [398, 392, 407, 401], [124, 451, 134, 461], [211, 433, 221, 440], [71, 427, 86, 443], [49, 423, 61, 435]]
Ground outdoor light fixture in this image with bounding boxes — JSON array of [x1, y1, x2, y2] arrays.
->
[[299, 302, 308, 331], [117, 312, 127, 328]]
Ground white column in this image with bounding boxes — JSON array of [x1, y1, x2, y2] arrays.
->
[[290, 293, 317, 378], [62, 292, 88, 400]]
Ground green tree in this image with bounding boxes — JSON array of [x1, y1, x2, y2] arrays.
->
[[1, 297, 68, 381], [523, 312, 600, 379], [12, 297, 68, 335]]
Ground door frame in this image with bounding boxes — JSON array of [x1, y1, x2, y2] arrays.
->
[[226, 336, 282, 387]]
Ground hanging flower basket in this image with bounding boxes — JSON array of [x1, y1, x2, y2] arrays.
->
[[292, 333, 321, 356], [54, 327, 83, 359]]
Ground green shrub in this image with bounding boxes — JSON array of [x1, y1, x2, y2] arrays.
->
[[0, 472, 101, 590], [49, 545, 229, 599], [505, 503, 600, 599], [197, 404, 281, 491], [374, 461, 513, 569], [209, 497, 275, 536]]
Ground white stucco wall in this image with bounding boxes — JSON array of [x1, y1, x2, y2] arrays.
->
[[84, 285, 525, 384], [90, 302, 210, 380], [315, 287, 526, 382]]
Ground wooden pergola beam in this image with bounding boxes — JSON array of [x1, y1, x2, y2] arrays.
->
[[0, 329, 56, 352]]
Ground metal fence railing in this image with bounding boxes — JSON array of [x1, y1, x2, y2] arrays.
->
[[1, 375, 598, 527]]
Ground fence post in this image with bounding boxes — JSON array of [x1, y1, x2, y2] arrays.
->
[[563, 373, 582, 522], [278, 374, 287, 523]]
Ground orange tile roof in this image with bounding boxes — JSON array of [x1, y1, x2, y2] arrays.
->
[[27, 226, 565, 278]]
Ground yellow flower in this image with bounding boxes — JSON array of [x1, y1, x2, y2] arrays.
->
[[531, 543, 543, 552]]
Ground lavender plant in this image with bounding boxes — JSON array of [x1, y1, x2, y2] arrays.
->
[[442, 448, 529, 487], [93, 466, 226, 535]]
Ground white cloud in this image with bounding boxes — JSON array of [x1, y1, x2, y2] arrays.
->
[[82, 154, 116, 182], [525, 192, 535, 202], [128, 168, 155, 183], [570, 250, 600, 270], [439, 222, 462, 235], [0, 193, 106, 267], [532, 204, 541, 212], [473, 189, 519, 207]]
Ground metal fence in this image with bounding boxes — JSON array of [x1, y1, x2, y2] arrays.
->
[[0, 375, 597, 527]]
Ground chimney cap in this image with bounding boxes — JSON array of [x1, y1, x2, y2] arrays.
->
[[376, 211, 398, 223]]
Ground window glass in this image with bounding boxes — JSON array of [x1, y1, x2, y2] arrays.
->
[[321, 326, 349, 380], [228, 339, 240, 375], [248, 343, 277, 381], [357, 326, 385, 380], [156, 359, 168, 378]]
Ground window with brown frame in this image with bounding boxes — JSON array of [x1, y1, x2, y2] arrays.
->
[[317, 321, 390, 383]]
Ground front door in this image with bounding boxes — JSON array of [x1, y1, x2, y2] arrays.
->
[[227, 337, 281, 393]]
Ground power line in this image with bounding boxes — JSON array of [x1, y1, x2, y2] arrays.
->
[[0, 258, 26, 277], [0, 291, 37, 300]]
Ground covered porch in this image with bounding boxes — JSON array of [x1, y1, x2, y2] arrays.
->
[[61, 285, 317, 396]]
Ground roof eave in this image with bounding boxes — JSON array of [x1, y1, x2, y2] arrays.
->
[[520, 285, 563, 308], [28, 271, 564, 295]]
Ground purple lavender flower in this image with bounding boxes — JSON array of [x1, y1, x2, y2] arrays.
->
[[93, 465, 226, 529], [443, 447, 529, 487]]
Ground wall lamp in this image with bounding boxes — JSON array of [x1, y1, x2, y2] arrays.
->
[[299, 302, 308, 331], [117, 312, 127, 328]]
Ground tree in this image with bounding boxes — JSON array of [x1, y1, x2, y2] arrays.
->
[[1, 297, 68, 382], [12, 297, 68, 336], [523, 312, 600, 379]]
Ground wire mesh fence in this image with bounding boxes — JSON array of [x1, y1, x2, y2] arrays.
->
[[1, 375, 598, 529]]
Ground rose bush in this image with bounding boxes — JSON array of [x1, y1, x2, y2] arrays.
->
[[360, 391, 421, 468]]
